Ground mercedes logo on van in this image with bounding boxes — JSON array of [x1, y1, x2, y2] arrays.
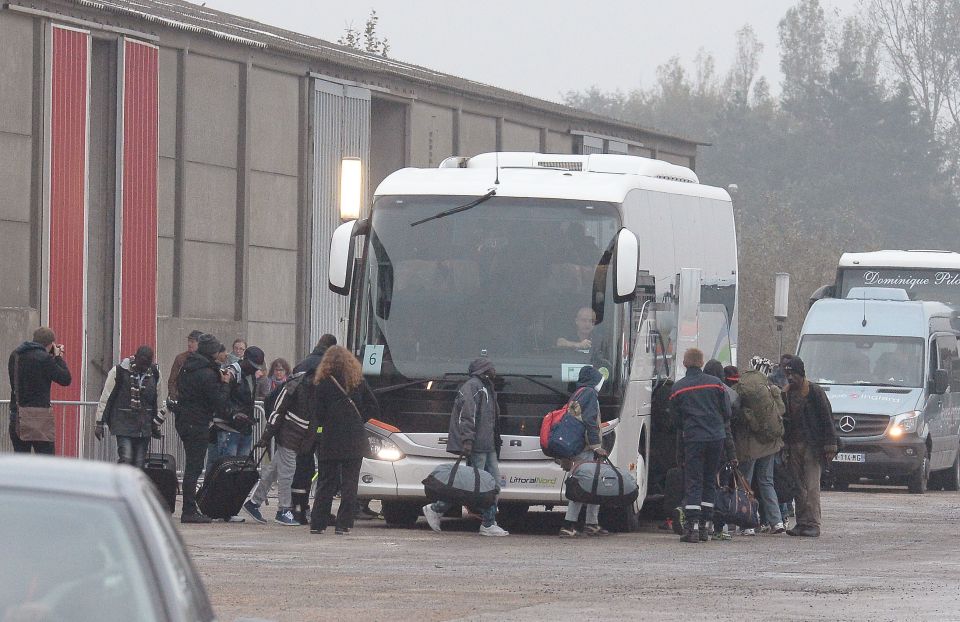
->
[[839, 416, 857, 433]]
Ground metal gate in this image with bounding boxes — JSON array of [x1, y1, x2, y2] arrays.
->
[[309, 78, 370, 347]]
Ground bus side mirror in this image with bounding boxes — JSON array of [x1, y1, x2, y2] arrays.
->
[[931, 369, 949, 395], [614, 228, 640, 303], [329, 220, 359, 295]]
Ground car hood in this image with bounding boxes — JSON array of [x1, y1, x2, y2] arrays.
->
[[823, 386, 923, 415]]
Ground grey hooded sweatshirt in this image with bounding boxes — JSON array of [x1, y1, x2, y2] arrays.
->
[[445, 358, 498, 454]]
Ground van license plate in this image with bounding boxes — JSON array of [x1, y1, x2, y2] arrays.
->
[[833, 453, 865, 463]]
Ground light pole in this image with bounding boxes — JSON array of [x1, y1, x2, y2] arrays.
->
[[774, 272, 790, 359]]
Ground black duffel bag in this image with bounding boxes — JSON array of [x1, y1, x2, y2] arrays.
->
[[422, 455, 499, 510], [715, 466, 760, 528], [564, 458, 639, 507]]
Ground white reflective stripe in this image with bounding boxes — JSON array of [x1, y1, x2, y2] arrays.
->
[[287, 411, 309, 426], [701, 502, 714, 508], [684, 505, 701, 510]]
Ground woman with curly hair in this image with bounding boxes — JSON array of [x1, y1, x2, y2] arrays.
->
[[308, 346, 381, 534]]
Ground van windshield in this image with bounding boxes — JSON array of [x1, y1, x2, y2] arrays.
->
[[356, 195, 623, 394], [797, 335, 925, 387]]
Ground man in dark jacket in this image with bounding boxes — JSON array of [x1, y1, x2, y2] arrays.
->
[[422, 357, 509, 537], [167, 330, 202, 401], [669, 348, 736, 543], [782, 357, 837, 537], [93, 346, 163, 467], [7, 327, 72, 454], [289, 333, 338, 521], [206, 345, 264, 473], [176, 333, 230, 523]]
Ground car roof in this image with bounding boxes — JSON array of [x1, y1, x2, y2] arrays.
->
[[0, 456, 142, 499]]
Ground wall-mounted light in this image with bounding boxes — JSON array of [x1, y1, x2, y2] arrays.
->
[[340, 157, 362, 221]]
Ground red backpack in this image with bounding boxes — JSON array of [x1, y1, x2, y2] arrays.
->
[[539, 388, 586, 456]]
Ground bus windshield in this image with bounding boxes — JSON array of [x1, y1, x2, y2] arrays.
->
[[797, 334, 925, 387], [356, 195, 623, 395], [840, 268, 960, 307]]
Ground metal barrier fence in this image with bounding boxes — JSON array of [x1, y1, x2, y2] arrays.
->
[[0, 400, 267, 475]]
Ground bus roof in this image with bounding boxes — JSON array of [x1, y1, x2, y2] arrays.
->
[[375, 153, 731, 204], [839, 250, 960, 270]]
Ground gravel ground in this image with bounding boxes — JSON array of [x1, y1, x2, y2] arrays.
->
[[180, 487, 960, 622]]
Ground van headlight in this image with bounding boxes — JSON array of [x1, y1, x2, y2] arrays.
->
[[888, 411, 921, 439], [367, 433, 405, 461]]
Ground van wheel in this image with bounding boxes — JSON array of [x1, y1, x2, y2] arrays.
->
[[599, 502, 640, 533], [941, 448, 960, 492], [907, 454, 929, 494], [382, 501, 421, 527]]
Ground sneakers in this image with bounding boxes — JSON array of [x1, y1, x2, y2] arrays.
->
[[181, 510, 212, 524], [713, 529, 733, 541], [243, 500, 267, 524], [275, 509, 299, 526], [741, 528, 757, 536], [479, 523, 509, 537], [559, 525, 580, 538], [310, 526, 325, 534], [680, 522, 699, 543], [335, 527, 351, 535], [772, 522, 786, 534], [582, 524, 610, 537], [698, 521, 712, 542], [786, 524, 820, 537], [422, 504, 442, 532], [226, 515, 245, 523]]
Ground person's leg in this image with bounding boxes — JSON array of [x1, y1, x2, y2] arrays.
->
[[179, 425, 208, 515], [221, 430, 240, 457], [275, 445, 297, 509], [204, 430, 221, 474], [472, 451, 500, 528], [794, 443, 822, 529], [310, 459, 340, 530], [682, 441, 706, 527], [116, 436, 134, 465], [335, 458, 363, 531], [250, 455, 279, 506], [236, 431, 252, 458], [291, 452, 315, 523], [739, 459, 756, 487], [585, 503, 600, 525], [755, 453, 784, 527], [699, 439, 724, 535], [132, 437, 150, 468], [564, 501, 584, 523]]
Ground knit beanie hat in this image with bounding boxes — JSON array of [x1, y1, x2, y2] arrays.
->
[[197, 334, 221, 358]]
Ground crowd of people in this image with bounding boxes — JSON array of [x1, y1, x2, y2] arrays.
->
[[7, 324, 837, 541], [669, 348, 836, 541]]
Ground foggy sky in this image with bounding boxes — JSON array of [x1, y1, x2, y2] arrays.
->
[[200, 0, 860, 103]]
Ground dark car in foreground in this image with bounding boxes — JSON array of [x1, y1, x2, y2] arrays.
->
[[0, 455, 216, 622]]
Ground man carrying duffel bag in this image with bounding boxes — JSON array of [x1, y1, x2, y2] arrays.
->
[[422, 357, 509, 537], [558, 365, 612, 538]]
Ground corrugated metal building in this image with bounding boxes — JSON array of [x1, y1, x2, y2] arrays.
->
[[0, 0, 704, 430]]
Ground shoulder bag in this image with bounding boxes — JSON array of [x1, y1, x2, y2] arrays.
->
[[13, 353, 56, 443]]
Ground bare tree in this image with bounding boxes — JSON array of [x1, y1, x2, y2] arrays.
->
[[725, 25, 764, 104], [870, 0, 960, 130]]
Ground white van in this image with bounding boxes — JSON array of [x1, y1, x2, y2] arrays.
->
[[797, 289, 960, 493]]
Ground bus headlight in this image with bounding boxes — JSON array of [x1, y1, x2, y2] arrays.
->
[[367, 433, 405, 461], [888, 411, 921, 439]]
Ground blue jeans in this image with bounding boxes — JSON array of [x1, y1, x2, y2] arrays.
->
[[116, 436, 150, 468], [205, 429, 253, 473], [740, 452, 783, 526], [565, 450, 600, 525], [431, 451, 500, 528]]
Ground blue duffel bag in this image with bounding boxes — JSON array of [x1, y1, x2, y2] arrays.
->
[[564, 458, 639, 506], [422, 455, 500, 510]]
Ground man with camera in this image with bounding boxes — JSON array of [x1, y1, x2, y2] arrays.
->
[[7, 327, 72, 454]]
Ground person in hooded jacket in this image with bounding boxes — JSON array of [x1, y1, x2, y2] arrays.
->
[[93, 346, 163, 467], [176, 333, 231, 523], [558, 365, 610, 537], [7, 327, 71, 454], [206, 345, 264, 474], [422, 357, 510, 537], [289, 333, 338, 523], [308, 346, 381, 535]]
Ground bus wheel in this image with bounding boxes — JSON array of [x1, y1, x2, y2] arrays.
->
[[599, 502, 640, 533], [382, 501, 421, 527], [496, 504, 530, 532]]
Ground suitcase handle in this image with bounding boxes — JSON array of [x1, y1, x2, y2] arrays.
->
[[245, 447, 267, 468]]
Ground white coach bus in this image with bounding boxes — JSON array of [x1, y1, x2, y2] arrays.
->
[[327, 152, 738, 531], [812, 250, 960, 307]]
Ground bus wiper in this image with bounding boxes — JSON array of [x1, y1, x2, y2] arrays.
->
[[851, 381, 901, 387], [409, 189, 497, 227], [373, 373, 469, 396], [498, 373, 569, 399]]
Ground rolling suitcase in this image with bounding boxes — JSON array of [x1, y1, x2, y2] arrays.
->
[[143, 436, 178, 514], [197, 450, 264, 520]]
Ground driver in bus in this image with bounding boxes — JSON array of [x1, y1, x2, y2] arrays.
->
[[557, 306, 598, 352]]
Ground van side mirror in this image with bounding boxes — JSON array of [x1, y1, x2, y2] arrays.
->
[[931, 369, 949, 395], [329, 220, 360, 295], [808, 284, 835, 309], [614, 228, 640, 303]]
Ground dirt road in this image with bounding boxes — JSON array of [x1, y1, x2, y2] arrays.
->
[[181, 488, 960, 621]]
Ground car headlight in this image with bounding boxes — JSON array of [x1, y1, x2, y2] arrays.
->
[[367, 433, 405, 461], [888, 411, 921, 439]]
